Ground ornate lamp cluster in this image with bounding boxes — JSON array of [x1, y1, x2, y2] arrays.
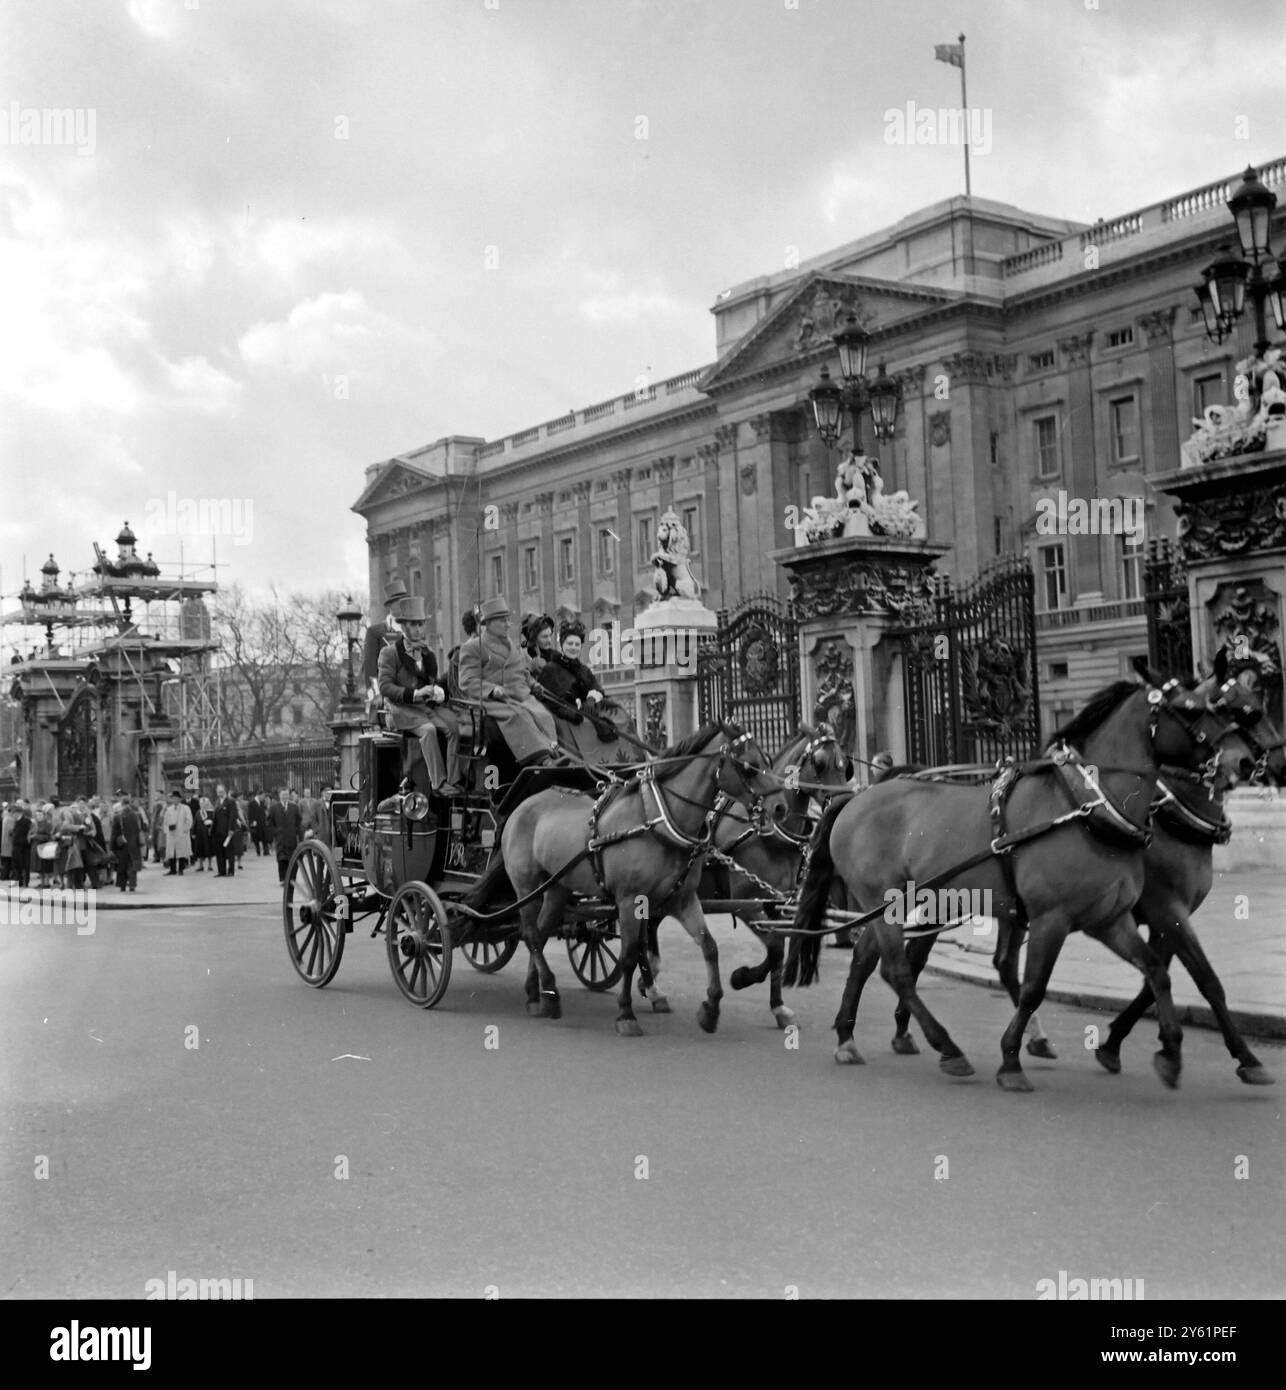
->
[[807, 313, 902, 451], [1195, 166, 1286, 357]]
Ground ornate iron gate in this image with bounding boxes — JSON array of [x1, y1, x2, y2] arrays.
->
[[57, 686, 99, 800], [893, 555, 1040, 766], [1144, 538, 1193, 676], [697, 593, 801, 756]]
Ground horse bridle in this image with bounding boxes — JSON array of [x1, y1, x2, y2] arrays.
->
[[1146, 678, 1256, 792]]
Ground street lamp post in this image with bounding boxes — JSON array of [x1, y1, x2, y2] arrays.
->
[[1194, 166, 1286, 377], [335, 595, 363, 713]]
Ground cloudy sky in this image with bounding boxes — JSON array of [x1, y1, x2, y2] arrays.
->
[[1, 0, 1283, 639]]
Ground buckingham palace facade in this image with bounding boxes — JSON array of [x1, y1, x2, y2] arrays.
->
[[353, 156, 1286, 730]]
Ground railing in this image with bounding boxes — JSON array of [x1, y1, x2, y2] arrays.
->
[[478, 363, 714, 458], [1002, 156, 1286, 282], [161, 738, 337, 797], [1036, 598, 1146, 631]]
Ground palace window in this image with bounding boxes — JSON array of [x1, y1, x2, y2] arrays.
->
[[559, 536, 575, 584], [522, 543, 539, 592], [636, 512, 656, 562], [434, 562, 442, 600], [1039, 544, 1067, 611], [1110, 395, 1139, 463], [489, 553, 504, 596], [1118, 533, 1144, 600], [1034, 415, 1059, 476], [1028, 348, 1056, 372], [597, 528, 615, 576], [1048, 661, 1069, 681], [411, 568, 422, 596], [680, 499, 702, 554], [1105, 326, 1134, 349], [1193, 372, 1224, 419], [994, 517, 1002, 555]]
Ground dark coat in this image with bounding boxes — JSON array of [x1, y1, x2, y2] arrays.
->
[[112, 806, 144, 867], [266, 800, 302, 857], [213, 794, 243, 844], [377, 637, 442, 707], [248, 796, 268, 835], [11, 811, 32, 856], [362, 621, 395, 684], [536, 651, 601, 710]]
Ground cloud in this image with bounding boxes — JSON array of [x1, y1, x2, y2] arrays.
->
[[127, 0, 185, 42], [159, 355, 243, 415], [230, 216, 406, 284], [237, 290, 442, 397]]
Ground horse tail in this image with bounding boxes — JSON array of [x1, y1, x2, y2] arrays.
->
[[783, 792, 853, 988], [462, 852, 514, 909]]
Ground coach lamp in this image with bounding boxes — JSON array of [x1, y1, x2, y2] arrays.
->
[[808, 314, 902, 453], [335, 595, 363, 710]]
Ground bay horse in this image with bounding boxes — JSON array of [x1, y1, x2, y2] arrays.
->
[[830, 659, 1276, 1084], [639, 724, 854, 1027], [498, 720, 776, 1035], [788, 660, 1253, 1091]]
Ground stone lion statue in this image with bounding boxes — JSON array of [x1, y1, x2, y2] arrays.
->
[[652, 509, 700, 600]]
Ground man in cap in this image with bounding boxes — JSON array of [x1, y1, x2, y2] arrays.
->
[[457, 595, 560, 767], [377, 595, 463, 796], [362, 577, 411, 697]]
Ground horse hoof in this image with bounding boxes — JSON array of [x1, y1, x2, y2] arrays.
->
[[540, 996, 561, 1020], [729, 966, 752, 991], [890, 1034, 919, 1056], [650, 994, 671, 1014], [834, 1040, 865, 1065], [1236, 1064, 1275, 1086], [1153, 1053, 1182, 1090], [1026, 1038, 1058, 1060], [939, 1054, 974, 1078], [697, 1002, 720, 1034], [1094, 1047, 1121, 1075], [996, 1069, 1034, 1093], [615, 1018, 643, 1037], [526, 1001, 544, 1017], [773, 1006, 796, 1030]]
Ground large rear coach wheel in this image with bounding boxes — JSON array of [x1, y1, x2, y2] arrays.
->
[[283, 840, 346, 988], [567, 929, 623, 992], [463, 933, 519, 973], [386, 881, 453, 1008]]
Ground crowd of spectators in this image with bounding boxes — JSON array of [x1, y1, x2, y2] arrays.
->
[[0, 783, 333, 893]]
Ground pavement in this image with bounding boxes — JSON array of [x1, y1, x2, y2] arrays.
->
[[3, 844, 1283, 1037], [919, 868, 1286, 1040]]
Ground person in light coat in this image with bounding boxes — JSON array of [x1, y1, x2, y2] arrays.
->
[[456, 595, 560, 766], [163, 789, 193, 874]]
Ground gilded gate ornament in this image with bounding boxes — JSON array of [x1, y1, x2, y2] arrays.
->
[[738, 625, 780, 696], [960, 633, 1032, 735]]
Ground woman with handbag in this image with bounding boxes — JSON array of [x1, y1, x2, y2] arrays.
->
[[31, 803, 57, 888], [535, 621, 639, 766]]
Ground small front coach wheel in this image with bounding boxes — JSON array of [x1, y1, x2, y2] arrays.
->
[[386, 881, 453, 1008], [463, 933, 519, 973], [283, 840, 346, 987], [567, 930, 623, 992]]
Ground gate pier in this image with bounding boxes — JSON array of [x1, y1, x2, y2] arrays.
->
[[774, 535, 950, 770]]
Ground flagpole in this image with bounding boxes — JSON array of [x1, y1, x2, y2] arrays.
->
[[958, 32, 971, 198]]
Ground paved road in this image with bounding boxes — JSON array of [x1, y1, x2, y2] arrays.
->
[[3, 903, 1283, 1300]]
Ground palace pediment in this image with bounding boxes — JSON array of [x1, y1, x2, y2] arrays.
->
[[352, 459, 444, 513], [700, 273, 954, 395]]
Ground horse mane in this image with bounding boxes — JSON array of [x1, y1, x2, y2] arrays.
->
[[1050, 681, 1138, 748], [652, 719, 745, 783]]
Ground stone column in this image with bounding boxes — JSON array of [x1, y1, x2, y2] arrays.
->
[[614, 468, 634, 582], [1140, 307, 1179, 474], [703, 436, 730, 607], [536, 491, 555, 604], [574, 480, 593, 617], [1058, 331, 1099, 593]]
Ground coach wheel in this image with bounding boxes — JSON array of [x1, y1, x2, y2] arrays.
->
[[387, 880, 453, 1008], [283, 840, 346, 988], [463, 933, 519, 973], [567, 930, 623, 992]]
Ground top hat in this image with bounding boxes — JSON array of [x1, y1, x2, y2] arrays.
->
[[479, 596, 511, 621], [392, 595, 427, 623], [382, 578, 411, 609]]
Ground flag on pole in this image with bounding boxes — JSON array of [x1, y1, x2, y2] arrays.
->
[[934, 42, 963, 68]]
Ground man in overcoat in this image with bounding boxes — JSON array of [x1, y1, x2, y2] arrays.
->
[[247, 789, 268, 855], [266, 785, 303, 883], [456, 595, 559, 766], [111, 793, 143, 893], [163, 790, 193, 874], [378, 596, 462, 795], [212, 782, 243, 877]]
